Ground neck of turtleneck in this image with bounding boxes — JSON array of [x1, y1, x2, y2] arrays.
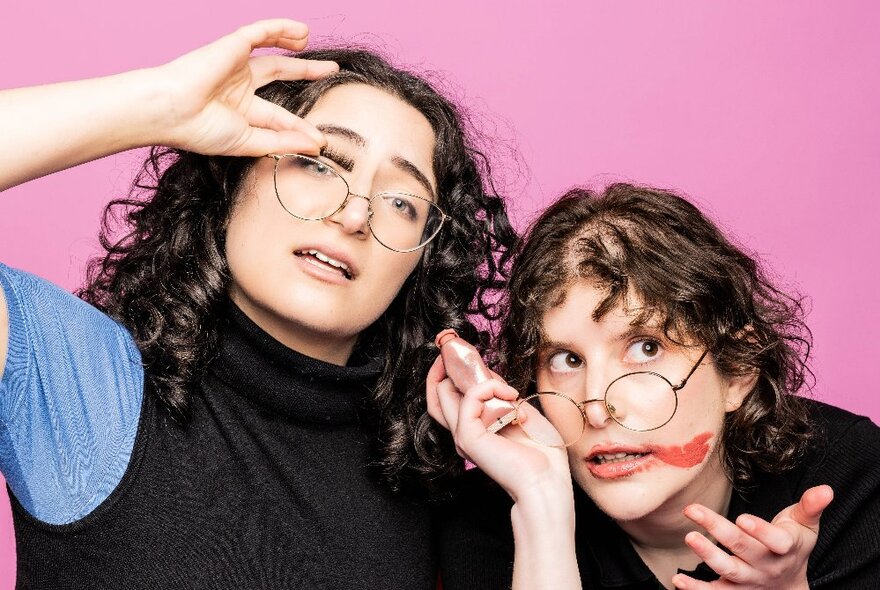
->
[[208, 301, 385, 424]]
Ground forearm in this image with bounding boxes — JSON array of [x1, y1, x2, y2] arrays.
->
[[0, 68, 168, 191], [510, 484, 581, 590]]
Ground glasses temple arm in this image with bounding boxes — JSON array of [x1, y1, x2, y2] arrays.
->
[[673, 349, 710, 391]]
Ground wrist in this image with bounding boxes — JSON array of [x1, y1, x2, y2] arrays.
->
[[510, 480, 576, 542], [118, 66, 181, 149], [510, 483, 580, 590]]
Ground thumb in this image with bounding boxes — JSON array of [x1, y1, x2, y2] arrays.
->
[[790, 485, 834, 533]]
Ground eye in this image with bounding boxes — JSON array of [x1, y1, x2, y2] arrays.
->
[[287, 155, 338, 178], [379, 193, 420, 222], [625, 339, 662, 363], [307, 160, 335, 176], [547, 351, 584, 373]]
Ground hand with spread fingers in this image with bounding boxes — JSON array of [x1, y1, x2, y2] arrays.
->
[[157, 19, 339, 156], [0, 19, 339, 191], [672, 485, 834, 589]]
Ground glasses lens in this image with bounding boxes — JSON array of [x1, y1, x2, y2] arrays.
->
[[605, 373, 677, 431], [274, 155, 348, 220], [370, 192, 445, 251], [516, 393, 585, 447]]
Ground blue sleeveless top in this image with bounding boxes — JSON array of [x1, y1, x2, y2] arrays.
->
[[0, 263, 143, 524]]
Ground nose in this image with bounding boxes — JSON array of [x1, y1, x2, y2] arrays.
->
[[327, 192, 371, 237], [580, 371, 613, 429], [582, 398, 613, 429]]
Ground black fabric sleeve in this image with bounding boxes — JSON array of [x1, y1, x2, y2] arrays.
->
[[800, 404, 880, 589]]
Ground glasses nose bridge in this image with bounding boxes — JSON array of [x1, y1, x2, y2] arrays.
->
[[579, 396, 613, 429], [345, 190, 370, 202], [330, 189, 373, 230]]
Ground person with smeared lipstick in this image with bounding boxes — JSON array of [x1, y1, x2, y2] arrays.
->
[[428, 184, 880, 589]]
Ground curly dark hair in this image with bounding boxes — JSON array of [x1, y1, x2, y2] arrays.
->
[[496, 184, 814, 488], [78, 48, 517, 493]]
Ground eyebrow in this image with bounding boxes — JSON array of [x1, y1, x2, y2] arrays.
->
[[319, 124, 366, 147], [317, 124, 436, 199], [539, 323, 667, 353]]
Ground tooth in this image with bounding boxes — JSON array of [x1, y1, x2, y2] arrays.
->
[[309, 250, 349, 271]]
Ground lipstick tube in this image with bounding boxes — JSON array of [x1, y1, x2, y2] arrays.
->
[[435, 329, 518, 433]]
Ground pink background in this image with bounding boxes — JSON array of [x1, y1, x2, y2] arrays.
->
[[1, 1, 878, 585]]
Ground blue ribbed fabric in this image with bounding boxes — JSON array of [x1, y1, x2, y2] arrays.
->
[[0, 263, 143, 525]]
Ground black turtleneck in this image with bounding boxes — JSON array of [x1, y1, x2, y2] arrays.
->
[[11, 302, 436, 589]]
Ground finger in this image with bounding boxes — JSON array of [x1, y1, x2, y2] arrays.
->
[[456, 380, 519, 439], [436, 378, 463, 435], [670, 572, 714, 589], [427, 354, 448, 387], [684, 504, 766, 564], [789, 485, 833, 532], [250, 55, 339, 88], [684, 531, 753, 583], [512, 399, 569, 446], [459, 379, 521, 432], [235, 19, 312, 52], [734, 513, 798, 555], [457, 384, 502, 444], [244, 97, 325, 146], [426, 356, 449, 429], [232, 127, 323, 157], [488, 368, 509, 384]]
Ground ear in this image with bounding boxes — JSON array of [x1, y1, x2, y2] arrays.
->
[[723, 370, 759, 412]]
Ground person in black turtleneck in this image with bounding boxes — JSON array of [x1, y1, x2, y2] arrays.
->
[[0, 19, 515, 588], [429, 186, 880, 589]]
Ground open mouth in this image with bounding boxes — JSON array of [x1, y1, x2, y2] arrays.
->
[[591, 452, 650, 465], [294, 249, 353, 280], [584, 448, 657, 479]]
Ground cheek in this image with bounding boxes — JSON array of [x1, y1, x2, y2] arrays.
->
[[671, 375, 729, 427], [225, 217, 264, 278], [372, 252, 421, 301], [225, 216, 288, 299], [648, 432, 713, 468]]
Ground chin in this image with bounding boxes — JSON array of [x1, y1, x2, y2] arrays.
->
[[574, 470, 670, 522], [597, 499, 662, 523]]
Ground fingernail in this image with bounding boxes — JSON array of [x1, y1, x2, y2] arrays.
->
[[739, 515, 755, 532], [686, 506, 704, 520], [435, 329, 459, 348]]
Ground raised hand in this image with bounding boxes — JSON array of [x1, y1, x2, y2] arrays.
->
[[157, 19, 338, 156], [672, 485, 834, 589], [0, 19, 338, 191]]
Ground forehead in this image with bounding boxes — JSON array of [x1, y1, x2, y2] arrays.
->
[[303, 84, 437, 182], [541, 280, 666, 340]]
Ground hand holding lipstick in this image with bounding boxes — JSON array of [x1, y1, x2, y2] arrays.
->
[[672, 484, 834, 590], [427, 330, 569, 497], [433, 329, 520, 432], [427, 329, 581, 590]]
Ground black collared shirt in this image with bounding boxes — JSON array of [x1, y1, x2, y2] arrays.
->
[[437, 400, 880, 589]]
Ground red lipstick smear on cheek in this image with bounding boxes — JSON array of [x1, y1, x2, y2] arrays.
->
[[649, 432, 713, 468]]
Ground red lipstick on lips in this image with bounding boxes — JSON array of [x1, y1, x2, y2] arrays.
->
[[585, 432, 713, 480], [585, 445, 658, 479]]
